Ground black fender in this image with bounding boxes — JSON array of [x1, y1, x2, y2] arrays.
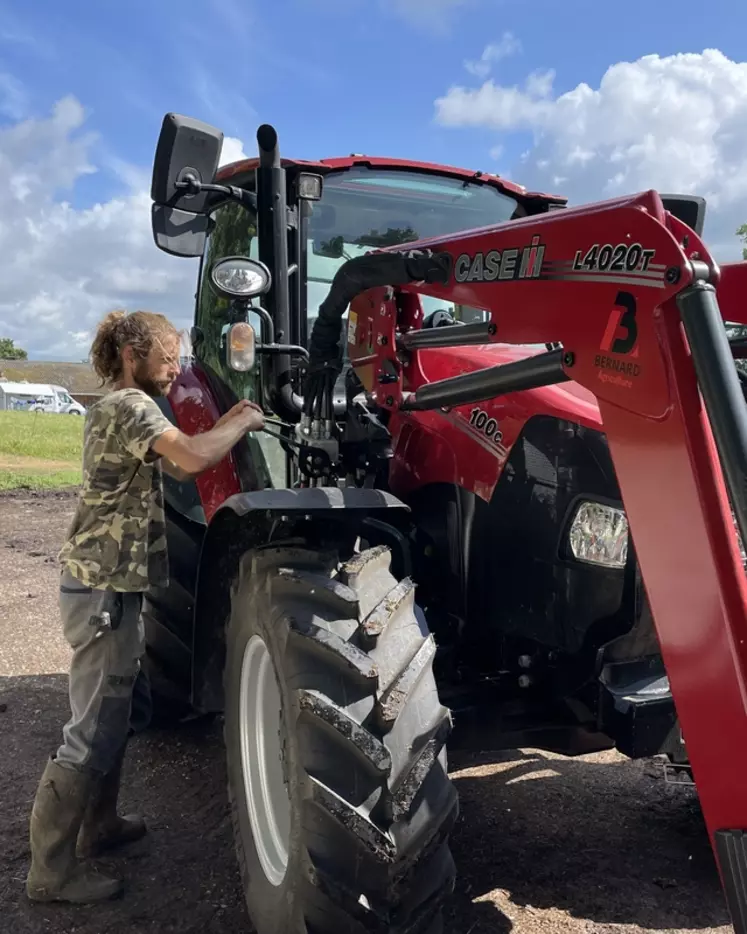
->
[[190, 486, 411, 712]]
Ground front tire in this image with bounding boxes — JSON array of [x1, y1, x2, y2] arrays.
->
[[223, 543, 458, 934]]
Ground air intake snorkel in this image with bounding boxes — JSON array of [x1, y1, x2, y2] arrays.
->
[[256, 124, 305, 422]]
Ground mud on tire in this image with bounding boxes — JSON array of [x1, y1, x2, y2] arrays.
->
[[223, 543, 458, 934]]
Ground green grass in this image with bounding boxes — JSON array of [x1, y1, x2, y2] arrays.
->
[[0, 410, 84, 460], [0, 468, 82, 491], [0, 410, 83, 490]]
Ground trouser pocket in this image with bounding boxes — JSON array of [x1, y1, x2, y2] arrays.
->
[[56, 571, 147, 773]]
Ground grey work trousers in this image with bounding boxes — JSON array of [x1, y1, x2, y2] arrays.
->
[[55, 568, 152, 774]]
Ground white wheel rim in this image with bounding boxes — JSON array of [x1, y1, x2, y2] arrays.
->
[[238, 634, 292, 886]]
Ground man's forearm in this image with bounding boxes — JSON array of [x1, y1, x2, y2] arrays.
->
[[162, 458, 196, 481], [153, 419, 251, 476], [183, 420, 250, 473]]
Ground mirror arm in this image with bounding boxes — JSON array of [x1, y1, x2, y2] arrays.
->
[[251, 304, 275, 344], [175, 176, 257, 213], [256, 343, 309, 363]]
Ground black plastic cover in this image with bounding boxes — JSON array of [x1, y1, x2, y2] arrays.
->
[[660, 193, 706, 236], [715, 830, 747, 934], [151, 113, 223, 214]]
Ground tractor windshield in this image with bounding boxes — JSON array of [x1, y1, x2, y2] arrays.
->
[[307, 167, 521, 328]]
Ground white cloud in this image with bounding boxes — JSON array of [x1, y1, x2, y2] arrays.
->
[[219, 135, 248, 167], [465, 32, 522, 79], [0, 96, 249, 361], [435, 49, 747, 260]]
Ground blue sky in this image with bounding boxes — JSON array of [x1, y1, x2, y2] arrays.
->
[[1, 0, 747, 359], [4, 0, 746, 200]]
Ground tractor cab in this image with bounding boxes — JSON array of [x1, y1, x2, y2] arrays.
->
[[151, 115, 565, 491]]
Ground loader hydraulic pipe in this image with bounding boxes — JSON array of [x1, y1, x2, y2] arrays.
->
[[678, 278, 747, 549], [256, 124, 302, 421], [400, 348, 568, 412], [399, 321, 496, 350]]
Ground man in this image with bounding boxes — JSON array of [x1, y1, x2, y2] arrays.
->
[[26, 309, 265, 904]]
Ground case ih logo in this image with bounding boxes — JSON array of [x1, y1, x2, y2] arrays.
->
[[454, 236, 545, 283], [594, 290, 641, 389]]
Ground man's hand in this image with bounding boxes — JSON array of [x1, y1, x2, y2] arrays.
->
[[214, 399, 265, 432]]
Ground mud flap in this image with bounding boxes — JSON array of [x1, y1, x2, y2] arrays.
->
[[715, 830, 747, 934]]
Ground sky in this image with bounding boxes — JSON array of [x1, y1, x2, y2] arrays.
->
[[1, 0, 747, 360]]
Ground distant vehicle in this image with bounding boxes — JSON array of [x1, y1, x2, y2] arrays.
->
[[48, 385, 87, 415], [0, 381, 86, 415]]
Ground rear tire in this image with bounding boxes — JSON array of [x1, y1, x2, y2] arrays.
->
[[140, 648, 195, 727], [223, 543, 458, 934]]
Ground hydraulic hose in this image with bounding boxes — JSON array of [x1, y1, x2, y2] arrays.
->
[[304, 249, 453, 416]]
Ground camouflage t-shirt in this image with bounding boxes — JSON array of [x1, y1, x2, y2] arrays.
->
[[59, 388, 176, 592]]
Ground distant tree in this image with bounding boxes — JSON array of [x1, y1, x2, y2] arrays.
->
[[737, 223, 747, 260], [0, 338, 27, 360], [725, 322, 747, 376]]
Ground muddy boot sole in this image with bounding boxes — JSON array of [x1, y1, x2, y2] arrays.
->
[[27, 867, 124, 904]]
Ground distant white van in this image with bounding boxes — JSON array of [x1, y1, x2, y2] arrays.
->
[[0, 381, 86, 415], [49, 385, 87, 415]]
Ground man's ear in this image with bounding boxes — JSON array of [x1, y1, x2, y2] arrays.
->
[[121, 343, 135, 369]]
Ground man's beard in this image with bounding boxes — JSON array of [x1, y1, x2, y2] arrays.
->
[[133, 360, 173, 398]]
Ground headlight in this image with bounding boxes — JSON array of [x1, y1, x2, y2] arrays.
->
[[210, 256, 271, 300], [568, 501, 629, 568]]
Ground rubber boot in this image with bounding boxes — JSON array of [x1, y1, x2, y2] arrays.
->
[[26, 757, 123, 903], [77, 745, 147, 858]]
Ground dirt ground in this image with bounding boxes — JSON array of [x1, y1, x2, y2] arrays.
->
[[0, 490, 734, 934]]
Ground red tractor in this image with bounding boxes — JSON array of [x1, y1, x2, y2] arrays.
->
[[145, 113, 747, 934]]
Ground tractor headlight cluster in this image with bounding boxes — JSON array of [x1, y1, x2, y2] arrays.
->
[[568, 501, 629, 569]]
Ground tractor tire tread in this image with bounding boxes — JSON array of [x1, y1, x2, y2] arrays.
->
[[224, 542, 457, 934]]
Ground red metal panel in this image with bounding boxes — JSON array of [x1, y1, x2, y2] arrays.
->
[[387, 346, 603, 500], [717, 260, 747, 326], [598, 301, 747, 837], [167, 365, 242, 523]]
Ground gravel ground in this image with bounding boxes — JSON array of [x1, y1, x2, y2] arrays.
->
[[0, 490, 734, 934]]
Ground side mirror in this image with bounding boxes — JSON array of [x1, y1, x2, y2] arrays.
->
[[209, 256, 272, 300], [151, 204, 211, 258], [150, 113, 224, 257], [151, 113, 223, 211], [312, 236, 345, 259]]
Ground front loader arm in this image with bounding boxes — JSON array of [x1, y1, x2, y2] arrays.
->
[[338, 189, 747, 930]]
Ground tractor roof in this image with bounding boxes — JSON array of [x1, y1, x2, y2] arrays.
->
[[216, 154, 567, 209]]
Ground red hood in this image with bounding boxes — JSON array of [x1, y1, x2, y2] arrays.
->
[[419, 343, 603, 431]]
